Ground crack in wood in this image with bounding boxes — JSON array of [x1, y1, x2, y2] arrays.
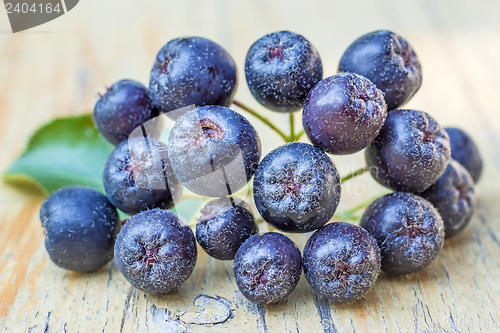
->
[[101, 318, 108, 333], [43, 311, 51, 333], [480, 214, 500, 249], [313, 295, 336, 333], [120, 286, 135, 333], [256, 304, 267, 333], [176, 294, 235, 326], [150, 304, 190, 332], [417, 281, 435, 329], [106, 262, 114, 288], [149, 294, 235, 331], [245, 299, 267, 332]]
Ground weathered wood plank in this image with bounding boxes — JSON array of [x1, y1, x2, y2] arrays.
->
[[1, 0, 500, 332]]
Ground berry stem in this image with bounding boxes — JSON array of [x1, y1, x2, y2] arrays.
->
[[289, 113, 295, 142], [255, 217, 278, 232], [333, 192, 390, 222], [233, 100, 289, 142], [295, 129, 305, 140], [341, 197, 375, 215], [340, 166, 370, 182]]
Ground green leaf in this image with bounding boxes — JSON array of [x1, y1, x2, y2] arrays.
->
[[3, 114, 113, 195]]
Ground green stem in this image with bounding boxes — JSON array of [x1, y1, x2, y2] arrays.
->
[[332, 192, 389, 222], [267, 225, 278, 232], [295, 129, 305, 140], [178, 192, 205, 201], [289, 113, 295, 142], [340, 165, 370, 183], [179, 189, 255, 203], [233, 100, 289, 142], [342, 197, 375, 215], [255, 217, 277, 232]]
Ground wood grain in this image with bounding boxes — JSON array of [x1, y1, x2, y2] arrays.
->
[[1, 0, 500, 332]]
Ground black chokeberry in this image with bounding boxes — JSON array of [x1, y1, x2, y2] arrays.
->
[[360, 192, 444, 275], [245, 31, 322, 112], [253, 142, 341, 233], [233, 232, 302, 304], [303, 72, 387, 154], [303, 222, 381, 302], [103, 137, 182, 215], [40, 186, 119, 272], [114, 209, 197, 294], [93, 79, 161, 145], [445, 127, 483, 183], [366, 109, 451, 193], [420, 160, 476, 238], [196, 197, 258, 260], [168, 105, 261, 197], [149, 37, 237, 115], [339, 30, 422, 110]]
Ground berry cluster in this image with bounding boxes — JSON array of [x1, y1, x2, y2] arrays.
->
[[40, 30, 483, 305]]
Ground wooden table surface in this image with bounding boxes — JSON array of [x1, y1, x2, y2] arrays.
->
[[1, 0, 500, 332]]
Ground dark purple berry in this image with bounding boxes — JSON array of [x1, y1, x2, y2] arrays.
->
[[253, 142, 341, 233], [360, 192, 444, 275], [303, 72, 387, 154], [245, 31, 322, 112], [339, 30, 422, 110], [168, 106, 261, 197], [420, 160, 476, 238], [103, 137, 182, 215], [93, 80, 161, 145], [39, 186, 119, 272], [233, 232, 302, 304], [196, 197, 258, 260], [149, 37, 237, 115], [445, 127, 483, 183], [366, 109, 451, 193], [114, 208, 197, 294], [303, 222, 381, 302]]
